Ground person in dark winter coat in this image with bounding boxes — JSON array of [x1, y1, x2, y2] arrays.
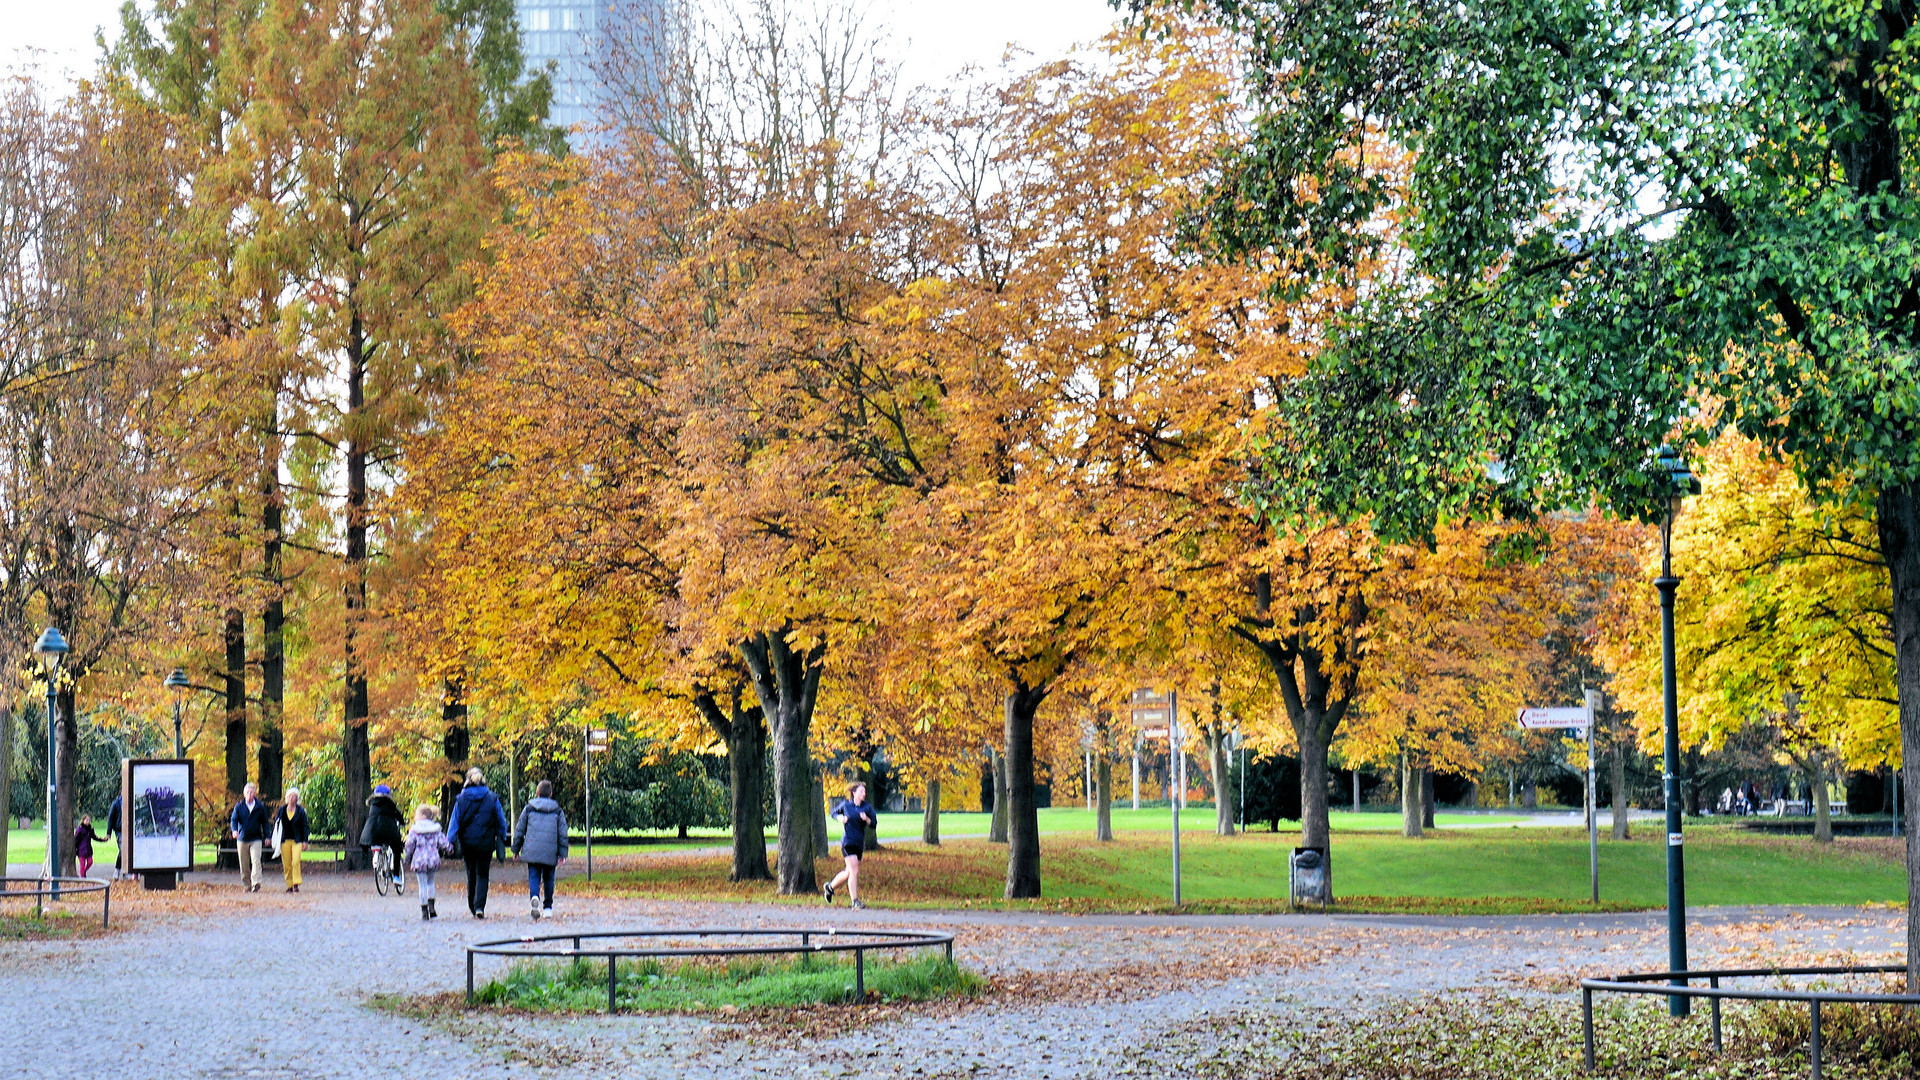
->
[[104, 795, 124, 879], [512, 780, 569, 919], [447, 768, 510, 918], [361, 785, 405, 886]]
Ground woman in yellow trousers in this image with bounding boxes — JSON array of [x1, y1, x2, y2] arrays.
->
[[274, 789, 309, 892]]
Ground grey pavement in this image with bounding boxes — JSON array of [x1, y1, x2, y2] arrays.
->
[[0, 860, 1902, 1080]]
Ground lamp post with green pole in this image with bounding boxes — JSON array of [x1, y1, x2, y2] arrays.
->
[[1655, 445, 1699, 1015], [35, 627, 69, 890]]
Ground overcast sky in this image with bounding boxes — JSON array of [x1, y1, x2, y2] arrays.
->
[[2, 1, 1124, 95]]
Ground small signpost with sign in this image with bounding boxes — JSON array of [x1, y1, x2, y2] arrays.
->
[[585, 727, 610, 881], [1130, 688, 1180, 906], [1517, 691, 1602, 902]]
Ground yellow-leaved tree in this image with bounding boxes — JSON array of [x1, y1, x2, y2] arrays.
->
[[1601, 432, 1894, 841]]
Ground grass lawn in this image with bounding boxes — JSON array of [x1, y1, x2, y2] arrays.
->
[[459, 953, 981, 1013], [575, 824, 1905, 914], [3, 829, 239, 869], [2, 806, 1529, 868]]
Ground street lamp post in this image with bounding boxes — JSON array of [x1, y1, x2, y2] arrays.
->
[[165, 668, 190, 759], [35, 627, 69, 890], [1655, 445, 1698, 1016]]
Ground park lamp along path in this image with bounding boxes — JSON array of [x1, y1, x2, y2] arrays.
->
[[35, 626, 68, 896]]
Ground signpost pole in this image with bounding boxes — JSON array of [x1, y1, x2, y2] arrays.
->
[[583, 726, 592, 883], [1585, 689, 1600, 904], [1170, 690, 1181, 908]]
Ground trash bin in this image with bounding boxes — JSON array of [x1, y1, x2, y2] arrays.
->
[[1290, 846, 1331, 908]]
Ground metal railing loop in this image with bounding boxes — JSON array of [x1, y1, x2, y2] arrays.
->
[[0, 876, 111, 928], [1581, 963, 1917, 1080], [464, 927, 956, 1012]]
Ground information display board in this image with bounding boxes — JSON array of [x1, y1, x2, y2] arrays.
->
[[122, 759, 194, 873]]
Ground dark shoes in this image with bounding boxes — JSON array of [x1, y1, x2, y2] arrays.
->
[[823, 882, 835, 904]]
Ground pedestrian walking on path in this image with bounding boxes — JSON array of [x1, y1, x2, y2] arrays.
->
[[230, 783, 271, 892], [104, 794, 124, 879], [403, 805, 454, 921], [823, 782, 877, 909], [73, 816, 105, 879], [361, 785, 404, 888], [512, 780, 568, 920], [273, 789, 309, 893], [448, 767, 509, 919]]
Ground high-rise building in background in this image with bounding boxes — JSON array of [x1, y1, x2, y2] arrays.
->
[[515, 0, 608, 130]]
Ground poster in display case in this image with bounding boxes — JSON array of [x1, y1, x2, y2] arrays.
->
[[121, 759, 194, 875]]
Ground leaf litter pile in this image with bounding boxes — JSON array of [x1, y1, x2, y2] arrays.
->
[[1146, 989, 1920, 1080]]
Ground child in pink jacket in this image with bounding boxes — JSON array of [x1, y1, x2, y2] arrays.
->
[[403, 805, 454, 921]]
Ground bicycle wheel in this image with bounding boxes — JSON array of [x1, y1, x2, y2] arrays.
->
[[374, 850, 390, 896]]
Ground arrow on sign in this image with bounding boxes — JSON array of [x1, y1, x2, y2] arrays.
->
[[1517, 706, 1590, 730]]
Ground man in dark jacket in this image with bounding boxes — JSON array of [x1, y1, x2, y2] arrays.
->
[[448, 768, 509, 918], [361, 785, 405, 886], [229, 783, 272, 893]]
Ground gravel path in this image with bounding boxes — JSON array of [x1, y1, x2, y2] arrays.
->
[[0, 864, 1901, 1080]]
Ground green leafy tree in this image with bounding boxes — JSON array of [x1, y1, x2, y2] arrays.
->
[[1152, 0, 1920, 983]]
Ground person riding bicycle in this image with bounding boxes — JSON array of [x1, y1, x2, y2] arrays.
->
[[360, 784, 405, 887]]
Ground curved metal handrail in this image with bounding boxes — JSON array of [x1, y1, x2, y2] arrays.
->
[[0, 875, 111, 928], [464, 926, 956, 1011], [1580, 963, 1914, 1080]]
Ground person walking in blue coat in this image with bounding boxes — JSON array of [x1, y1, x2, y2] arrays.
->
[[512, 779, 569, 920], [448, 767, 510, 918]]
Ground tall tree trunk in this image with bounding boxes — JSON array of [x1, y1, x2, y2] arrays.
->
[[257, 450, 285, 802], [923, 778, 941, 844], [1096, 751, 1113, 842], [224, 605, 247, 801], [1879, 484, 1920, 991], [1422, 769, 1436, 829], [696, 688, 771, 882], [1611, 739, 1631, 840], [811, 766, 830, 860], [1209, 728, 1236, 836], [54, 686, 76, 877], [989, 747, 1009, 843], [1401, 754, 1423, 838], [1811, 751, 1833, 844], [739, 629, 823, 895], [440, 678, 469, 818], [341, 309, 371, 872], [1297, 718, 1333, 849], [1004, 684, 1045, 898], [1239, 572, 1360, 853]]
